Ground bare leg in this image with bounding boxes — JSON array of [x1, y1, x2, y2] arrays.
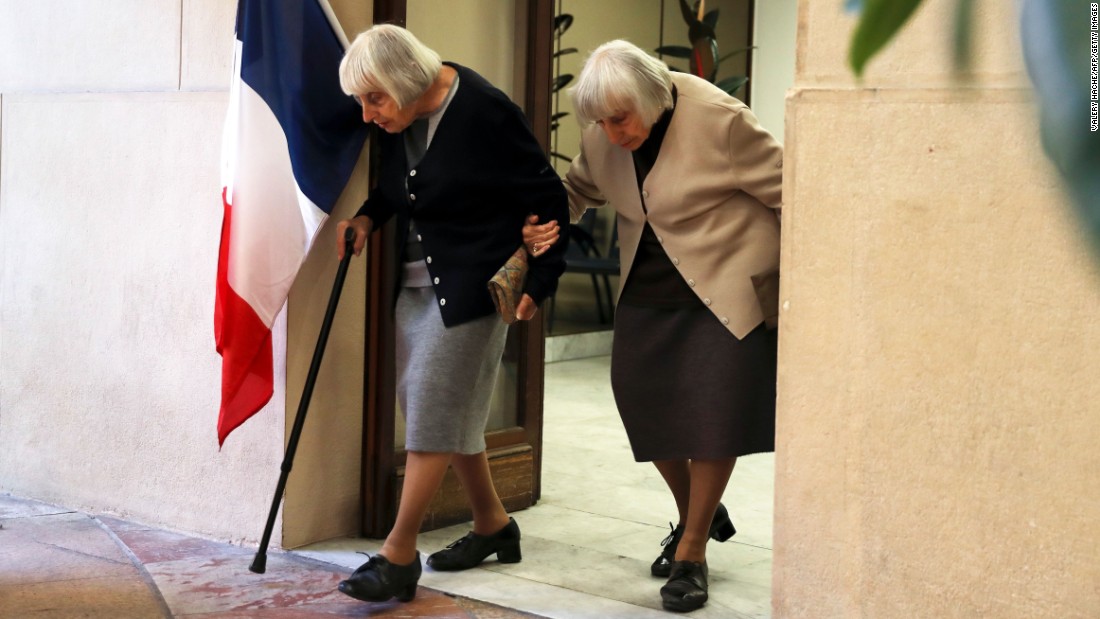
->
[[675, 457, 736, 563], [379, 450, 453, 564], [652, 459, 692, 524], [450, 451, 510, 535]]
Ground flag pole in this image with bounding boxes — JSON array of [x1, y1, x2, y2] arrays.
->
[[250, 227, 357, 574]]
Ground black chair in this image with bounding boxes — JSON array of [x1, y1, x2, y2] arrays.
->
[[548, 211, 619, 331]]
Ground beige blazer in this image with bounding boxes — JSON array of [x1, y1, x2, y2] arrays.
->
[[564, 72, 783, 339]]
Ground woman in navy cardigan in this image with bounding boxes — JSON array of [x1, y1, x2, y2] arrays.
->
[[333, 25, 567, 604]]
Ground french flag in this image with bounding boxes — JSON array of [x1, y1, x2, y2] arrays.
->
[[215, 0, 368, 446]]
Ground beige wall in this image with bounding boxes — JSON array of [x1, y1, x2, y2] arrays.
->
[[408, 0, 518, 100], [0, 0, 372, 548], [280, 0, 373, 551], [774, 2, 1100, 618]]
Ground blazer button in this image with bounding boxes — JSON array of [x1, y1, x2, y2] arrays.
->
[[704, 298, 712, 306], [434, 277, 440, 284], [671, 257, 679, 265], [426, 256, 432, 264], [687, 279, 695, 287], [721, 317, 730, 325], [409, 169, 417, 176], [409, 193, 416, 201], [439, 298, 446, 306]]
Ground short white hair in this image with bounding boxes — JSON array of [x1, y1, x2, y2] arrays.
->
[[569, 40, 673, 128], [339, 24, 442, 109]]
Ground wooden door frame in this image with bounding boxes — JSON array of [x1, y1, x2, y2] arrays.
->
[[359, 0, 555, 538]]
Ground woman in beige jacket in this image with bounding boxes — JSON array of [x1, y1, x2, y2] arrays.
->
[[526, 39, 782, 613]]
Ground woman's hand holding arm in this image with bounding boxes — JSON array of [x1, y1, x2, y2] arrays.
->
[[336, 215, 372, 260], [522, 214, 560, 256]]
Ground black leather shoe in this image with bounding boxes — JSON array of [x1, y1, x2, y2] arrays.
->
[[426, 517, 521, 571], [651, 503, 736, 577], [338, 552, 422, 603], [660, 560, 709, 612]]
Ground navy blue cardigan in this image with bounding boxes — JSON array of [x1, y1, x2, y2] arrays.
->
[[357, 63, 568, 327]]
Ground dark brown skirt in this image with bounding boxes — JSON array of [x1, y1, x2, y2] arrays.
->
[[610, 304, 777, 462]]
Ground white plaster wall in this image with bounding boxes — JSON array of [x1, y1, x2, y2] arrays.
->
[[0, 1, 182, 92], [0, 0, 373, 546], [774, 1, 1100, 617], [0, 92, 285, 540]]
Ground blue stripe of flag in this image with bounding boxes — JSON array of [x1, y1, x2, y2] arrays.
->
[[235, 0, 368, 214]]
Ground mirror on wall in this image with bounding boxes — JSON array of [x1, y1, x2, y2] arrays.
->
[[546, 0, 753, 336]]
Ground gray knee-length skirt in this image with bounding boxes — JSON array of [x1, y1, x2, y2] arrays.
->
[[395, 263, 508, 455]]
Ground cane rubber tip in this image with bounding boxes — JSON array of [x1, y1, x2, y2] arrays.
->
[[249, 556, 267, 574]]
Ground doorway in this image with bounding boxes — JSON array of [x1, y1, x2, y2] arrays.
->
[[293, 1, 795, 615], [358, 0, 557, 538]]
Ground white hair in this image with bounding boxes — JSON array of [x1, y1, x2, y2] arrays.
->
[[339, 24, 442, 109], [569, 40, 673, 128]]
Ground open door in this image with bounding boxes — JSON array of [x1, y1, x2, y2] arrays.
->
[[359, 0, 556, 537]]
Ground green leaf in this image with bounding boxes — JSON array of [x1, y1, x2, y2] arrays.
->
[[1020, 0, 1100, 256], [715, 75, 749, 95], [717, 46, 756, 64], [553, 14, 573, 37], [848, 0, 925, 76], [655, 45, 694, 59], [703, 8, 720, 30]]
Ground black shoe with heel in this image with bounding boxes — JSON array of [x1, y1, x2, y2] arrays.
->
[[338, 552, 422, 603], [426, 517, 521, 571], [660, 560, 709, 612], [651, 503, 735, 577]]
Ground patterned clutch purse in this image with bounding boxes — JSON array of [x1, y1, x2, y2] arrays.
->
[[487, 246, 528, 324]]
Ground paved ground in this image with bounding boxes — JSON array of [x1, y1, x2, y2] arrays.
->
[[0, 493, 539, 618]]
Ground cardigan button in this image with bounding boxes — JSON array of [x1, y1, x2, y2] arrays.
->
[[426, 256, 432, 264], [410, 169, 417, 176], [434, 277, 440, 284], [656, 235, 663, 243], [721, 317, 730, 325], [417, 234, 422, 242], [409, 193, 416, 201], [671, 257, 679, 265], [641, 190, 649, 199], [704, 298, 712, 306], [687, 279, 695, 287], [440, 298, 446, 306]]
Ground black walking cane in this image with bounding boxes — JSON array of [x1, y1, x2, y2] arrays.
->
[[250, 227, 358, 574]]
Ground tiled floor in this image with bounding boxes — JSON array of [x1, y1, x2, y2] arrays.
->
[[0, 354, 774, 618], [300, 354, 775, 619], [0, 494, 536, 618]]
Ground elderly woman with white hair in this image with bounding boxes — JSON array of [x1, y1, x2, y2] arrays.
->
[[334, 24, 568, 604], [526, 39, 782, 612]]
